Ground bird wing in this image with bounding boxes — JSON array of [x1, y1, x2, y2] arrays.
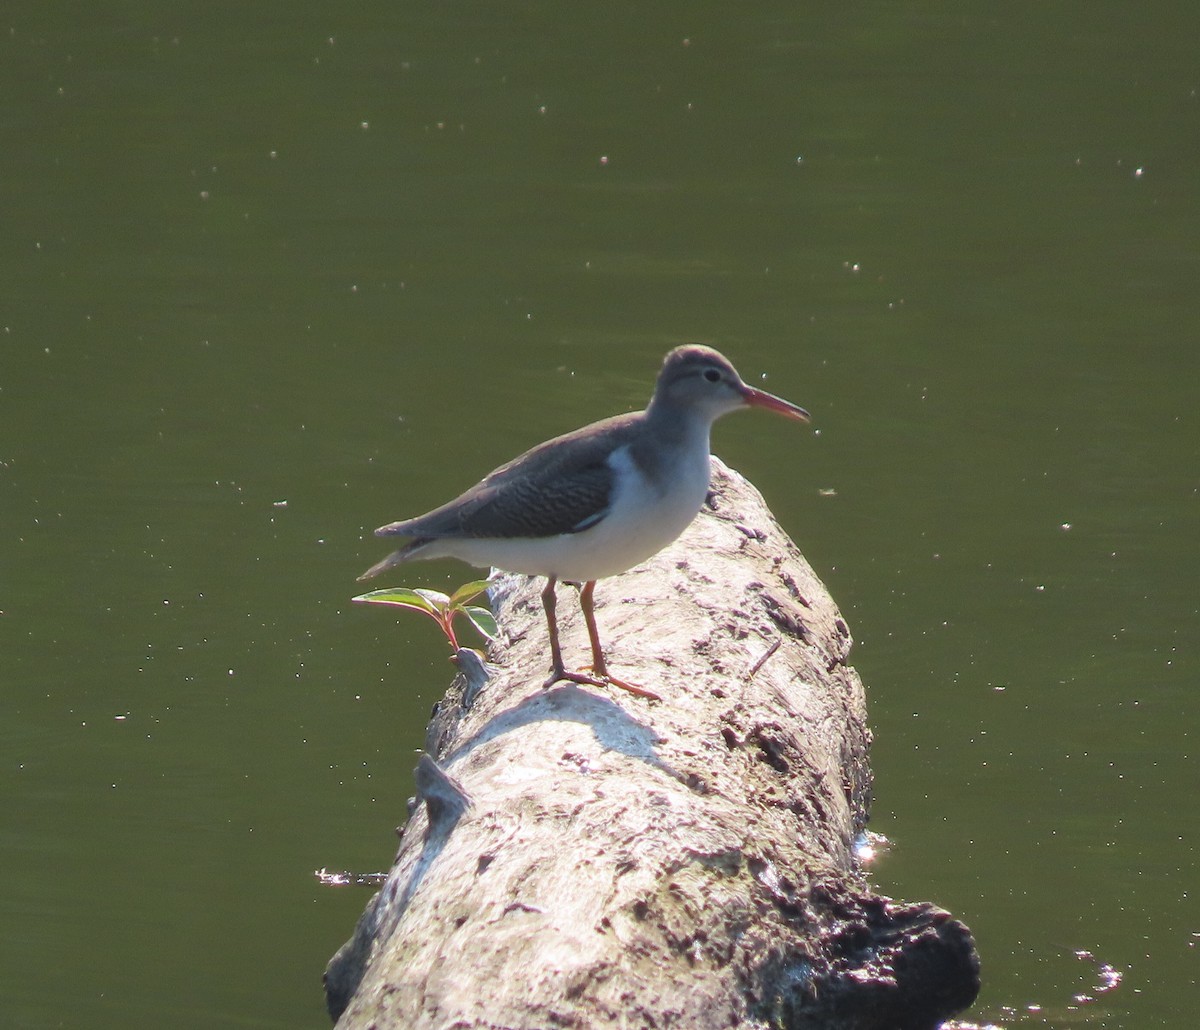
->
[[376, 412, 643, 541]]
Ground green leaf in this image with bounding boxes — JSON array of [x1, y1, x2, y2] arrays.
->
[[449, 579, 491, 606], [411, 588, 452, 610], [352, 588, 441, 616], [461, 605, 499, 640]]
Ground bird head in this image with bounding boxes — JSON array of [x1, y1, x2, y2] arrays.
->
[[650, 345, 812, 425]]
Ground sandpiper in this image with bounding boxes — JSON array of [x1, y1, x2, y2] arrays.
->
[[359, 345, 810, 698]]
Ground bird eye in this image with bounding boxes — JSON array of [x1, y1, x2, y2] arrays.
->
[[703, 368, 721, 383]]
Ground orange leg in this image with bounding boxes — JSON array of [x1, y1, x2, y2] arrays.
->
[[540, 578, 574, 680], [540, 579, 660, 700]]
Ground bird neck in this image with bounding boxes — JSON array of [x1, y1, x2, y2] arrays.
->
[[641, 399, 713, 454]]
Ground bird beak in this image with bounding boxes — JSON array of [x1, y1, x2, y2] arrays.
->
[[740, 385, 812, 423]]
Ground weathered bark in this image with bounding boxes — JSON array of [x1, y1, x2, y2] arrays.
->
[[326, 458, 980, 1029]]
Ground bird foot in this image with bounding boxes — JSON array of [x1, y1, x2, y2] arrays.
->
[[601, 672, 662, 701], [544, 666, 661, 701]]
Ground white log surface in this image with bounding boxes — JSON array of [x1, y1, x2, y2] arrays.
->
[[326, 458, 979, 1029]]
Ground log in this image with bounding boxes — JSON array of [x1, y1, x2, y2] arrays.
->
[[326, 458, 980, 1029]]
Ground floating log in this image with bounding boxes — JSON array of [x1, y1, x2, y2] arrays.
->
[[326, 458, 979, 1029]]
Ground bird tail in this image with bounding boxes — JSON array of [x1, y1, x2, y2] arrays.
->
[[357, 539, 427, 582]]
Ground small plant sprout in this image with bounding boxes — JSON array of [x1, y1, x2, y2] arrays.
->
[[353, 579, 498, 659]]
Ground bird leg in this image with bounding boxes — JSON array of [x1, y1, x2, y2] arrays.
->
[[576, 581, 661, 700], [576, 581, 610, 675], [542, 577, 606, 690], [540, 578, 660, 700]]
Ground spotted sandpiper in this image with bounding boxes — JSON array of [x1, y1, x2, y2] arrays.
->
[[359, 345, 811, 698]]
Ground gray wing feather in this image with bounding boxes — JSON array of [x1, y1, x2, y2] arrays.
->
[[375, 412, 642, 541]]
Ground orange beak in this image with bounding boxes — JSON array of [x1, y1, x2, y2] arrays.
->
[[740, 385, 812, 423]]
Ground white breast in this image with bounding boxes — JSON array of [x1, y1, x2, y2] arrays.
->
[[430, 439, 713, 582]]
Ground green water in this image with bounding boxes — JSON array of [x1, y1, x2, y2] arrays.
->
[[3, 3, 1197, 1026]]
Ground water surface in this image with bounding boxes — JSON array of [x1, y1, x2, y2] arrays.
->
[[3, 2, 1197, 1026]]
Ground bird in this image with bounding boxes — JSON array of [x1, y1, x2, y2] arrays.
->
[[359, 344, 811, 699]]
